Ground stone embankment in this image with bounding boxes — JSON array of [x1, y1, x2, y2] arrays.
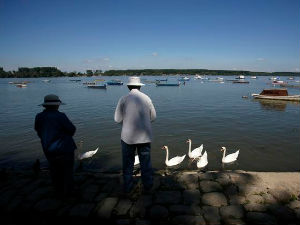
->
[[0, 169, 299, 225]]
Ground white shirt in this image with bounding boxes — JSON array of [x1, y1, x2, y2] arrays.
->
[[114, 89, 156, 144]]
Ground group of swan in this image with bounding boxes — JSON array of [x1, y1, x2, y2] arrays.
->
[[78, 139, 240, 169], [162, 139, 239, 168]]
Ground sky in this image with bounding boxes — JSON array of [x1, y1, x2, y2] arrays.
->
[[0, 0, 299, 72]]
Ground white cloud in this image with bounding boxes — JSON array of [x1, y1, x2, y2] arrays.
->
[[295, 68, 299, 72], [103, 57, 110, 61], [256, 58, 265, 61], [152, 52, 158, 57]]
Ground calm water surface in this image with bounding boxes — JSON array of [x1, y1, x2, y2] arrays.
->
[[0, 76, 299, 172]]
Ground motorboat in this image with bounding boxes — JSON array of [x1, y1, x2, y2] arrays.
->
[[106, 79, 123, 85], [87, 84, 107, 89], [156, 82, 180, 86], [252, 89, 300, 101], [178, 77, 190, 81], [236, 75, 245, 79], [194, 75, 203, 79]]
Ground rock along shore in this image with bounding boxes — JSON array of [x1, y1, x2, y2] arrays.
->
[[0, 169, 299, 225]]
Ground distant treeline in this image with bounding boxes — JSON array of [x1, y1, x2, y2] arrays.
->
[[0, 67, 102, 78], [1, 67, 299, 78], [103, 69, 300, 76]]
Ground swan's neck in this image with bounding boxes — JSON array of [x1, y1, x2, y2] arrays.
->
[[188, 141, 191, 154], [165, 147, 169, 163], [222, 148, 226, 159]]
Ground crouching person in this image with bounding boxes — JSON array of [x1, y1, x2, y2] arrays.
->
[[35, 94, 77, 197]]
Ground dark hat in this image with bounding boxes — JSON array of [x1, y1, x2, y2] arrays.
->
[[39, 94, 65, 106]]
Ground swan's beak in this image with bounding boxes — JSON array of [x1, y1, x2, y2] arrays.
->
[[161, 146, 165, 150]]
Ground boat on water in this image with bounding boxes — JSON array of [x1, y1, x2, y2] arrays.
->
[[155, 78, 168, 82], [178, 76, 190, 81], [9, 81, 30, 84], [269, 76, 279, 81], [251, 76, 257, 79], [252, 89, 300, 102], [106, 79, 123, 85], [236, 75, 245, 79], [87, 84, 107, 89], [288, 77, 294, 80], [16, 84, 27, 88], [42, 79, 51, 82], [83, 81, 96, 85], [233, 80, 249, 84], [156, 82, 180, 86], [194, 75, 203, 79], [272, 80, 285, 85]]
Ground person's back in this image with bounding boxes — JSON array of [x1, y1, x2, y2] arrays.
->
[[116, 89, 155, 145], [35, 109, 76, 155], [34, 94, 76, 197], [114, 77, 156, 194]]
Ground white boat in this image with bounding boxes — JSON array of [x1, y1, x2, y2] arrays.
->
[[269, 76, 279, 81], [251, 76, 257, 79], [194, 75, 203, 79], [217, 77, 224, 80], [16, 84, 27, 88], [43, 79, 51, 82], [272, 80, 285, 85], [236, 75, 245, 79]]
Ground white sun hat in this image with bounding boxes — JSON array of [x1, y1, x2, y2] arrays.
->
[[127, 76, 145, 86], [39, 94, 65, 106]]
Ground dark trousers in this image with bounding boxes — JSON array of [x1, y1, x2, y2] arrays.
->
[[47, 152, 74, 197], [121, 140, 153, 192]]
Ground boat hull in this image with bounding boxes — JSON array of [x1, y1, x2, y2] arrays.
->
[[87, 84, 107, 89], [156, 83, 180, 86], [254, 95, 300, 102]]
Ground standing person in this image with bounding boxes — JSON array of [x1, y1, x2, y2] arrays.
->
[[35, 94, 77, 197], [114, 77, 156, 193]]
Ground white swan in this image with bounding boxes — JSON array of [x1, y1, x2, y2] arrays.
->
[[162, 146, 186, 167], [186, 139, 203, 160], [197, 151, 208, 168], [134, 155, 140, 166], [221, 147, 239, 163], [79, 147, 99, 160]]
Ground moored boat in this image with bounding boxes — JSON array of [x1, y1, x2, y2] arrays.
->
[[155, 78, 168, 82], [106, 79, 123, 85], [156, 82, 180, 86], [252, 89, 300, 102], [16, 84, 27, 88], [87, 84, 107, 89], [178, 76, 190, 81], [272, 80, 285, 85], [233, 80, 249, 84], [236, 75, 245, 79]]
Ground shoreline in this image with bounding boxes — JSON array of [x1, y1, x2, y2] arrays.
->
[[1, 169, 299, 224]]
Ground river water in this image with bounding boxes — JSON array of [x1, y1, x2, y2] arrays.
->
[[0, 76, 299, 172]]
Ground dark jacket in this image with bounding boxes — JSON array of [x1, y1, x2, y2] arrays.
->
[[35, 109, 77, 156]]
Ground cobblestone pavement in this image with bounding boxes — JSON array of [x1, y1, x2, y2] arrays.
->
[[0, 169, 299, 225]]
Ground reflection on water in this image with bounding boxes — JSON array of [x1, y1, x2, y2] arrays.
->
[[254, 99, 300, 112]]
